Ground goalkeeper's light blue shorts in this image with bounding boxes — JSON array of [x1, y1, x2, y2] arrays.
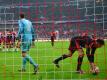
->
[[21, 40, 32, 52]]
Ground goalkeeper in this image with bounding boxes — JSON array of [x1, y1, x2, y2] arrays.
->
[[17, 13, 38, 74]]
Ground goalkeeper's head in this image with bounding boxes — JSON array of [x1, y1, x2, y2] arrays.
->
[[20, 13, 25, 19]]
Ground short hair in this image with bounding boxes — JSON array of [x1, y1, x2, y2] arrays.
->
[[97, 39, 105, 45], [20, 13, 25, 18]]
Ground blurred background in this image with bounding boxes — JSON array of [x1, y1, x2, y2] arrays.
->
[[0, 0, 107, 39]]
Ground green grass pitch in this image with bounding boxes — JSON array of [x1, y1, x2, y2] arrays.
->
[[0, 41, 107, 80]]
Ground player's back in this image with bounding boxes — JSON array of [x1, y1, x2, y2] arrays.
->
[[72, 36, 92, 47], [20, 19, 33, 41]]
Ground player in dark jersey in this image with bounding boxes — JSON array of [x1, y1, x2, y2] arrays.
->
[[51, 32, 56, 47], [53, 36, 104, 74], [11, 31, 17, 51], [2, 31, 10, 51], [11, 32, 16, 46], [0, 32, 3, 50], [6, 30, 12, 50], [2, 32, 5, 51], [0, 32, 3, 45]]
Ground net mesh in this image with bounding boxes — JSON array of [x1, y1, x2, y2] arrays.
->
[[0, 0, 107, 80]]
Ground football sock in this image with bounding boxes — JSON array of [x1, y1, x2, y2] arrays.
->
[[77, 56, 84, 71], [22, 57, 27, 70], [87, 54, 94, 63], [55, 54, 68, 63], [25, 54, 38, 67]]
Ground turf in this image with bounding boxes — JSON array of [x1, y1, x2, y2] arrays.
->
[[0, 41, 107, 80]]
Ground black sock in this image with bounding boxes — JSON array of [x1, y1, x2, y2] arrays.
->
[[77, 56, 84, 71], [51, 42, 54, 46], [87, 54, 94, 63], [54, 54, 69, 63]]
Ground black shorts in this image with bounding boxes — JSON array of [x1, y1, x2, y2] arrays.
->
[[51, 36, 54, 42], [68, 39, 82, 52]]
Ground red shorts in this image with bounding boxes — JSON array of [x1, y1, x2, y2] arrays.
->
[[3, 38, 11, 44]]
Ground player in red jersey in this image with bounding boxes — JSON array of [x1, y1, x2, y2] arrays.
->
[[2, 30, 12, 51], [50, 32, 56, 47], [2, 32, 7, 51], [0, 32, 3, 45], [11, 31, 16, 46], [11, 31, 17, 51], [53, 35, 104, 74], [0, 32, 3, 50], [6, 30, 12, 50]]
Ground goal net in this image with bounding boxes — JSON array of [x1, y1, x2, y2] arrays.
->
[[0, 0, 107, 80]]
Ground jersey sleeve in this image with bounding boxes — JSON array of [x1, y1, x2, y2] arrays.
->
[[31, 23, 36, 41], [17, 20, 24, 39]]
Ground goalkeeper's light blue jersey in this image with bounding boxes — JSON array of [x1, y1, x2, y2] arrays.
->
[[18, 18, 35, 42]]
